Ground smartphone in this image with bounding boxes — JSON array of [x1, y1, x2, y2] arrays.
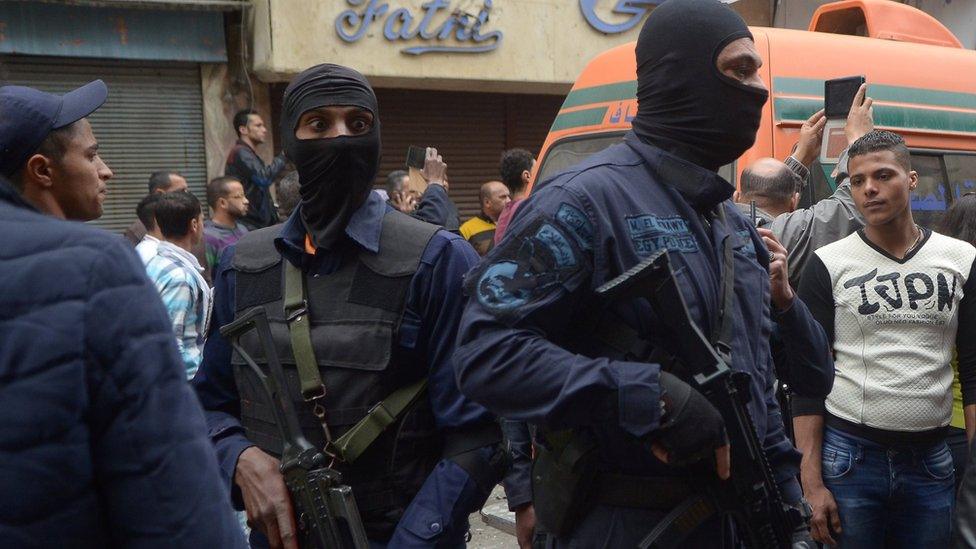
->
[[824, 76, 865, 118], [404, 146, 429, 197], [406, 146, 426, 170]]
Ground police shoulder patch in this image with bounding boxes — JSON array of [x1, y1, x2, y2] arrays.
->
[[467, 214, 591, 316], [555, 202, 594, 251]]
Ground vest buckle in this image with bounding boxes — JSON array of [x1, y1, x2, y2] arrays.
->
[[286, 299, 309, 323]]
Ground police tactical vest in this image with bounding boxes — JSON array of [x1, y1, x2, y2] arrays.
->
[[231, 211, 441, 540]]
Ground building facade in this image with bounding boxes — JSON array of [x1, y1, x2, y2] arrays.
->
[[249, 0, 771, 219], [0, 0, 774, 228]]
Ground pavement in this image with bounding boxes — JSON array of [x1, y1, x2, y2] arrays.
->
[[468, 485, 518, 548]]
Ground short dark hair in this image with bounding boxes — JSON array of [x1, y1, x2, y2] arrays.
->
[[154, 191, 202, 239], [386, 170, 408, 193], [848, 130, 912, 171], [206, 175, 241, 209], [148, 171, 179, 193], [276, 171, 301, 219], [739, 161, 800, 204], [943, 193, 976, 247], [500, 148, 534, 194], [136, 193, 162, 231], [10, 122, 80, 190], [234, 109, 257, 137]]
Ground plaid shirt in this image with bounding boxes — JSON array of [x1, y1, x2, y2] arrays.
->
[[145, 242, 211, 379]]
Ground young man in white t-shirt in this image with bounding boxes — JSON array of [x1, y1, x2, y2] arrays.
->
[[794, 130, 976, 548]]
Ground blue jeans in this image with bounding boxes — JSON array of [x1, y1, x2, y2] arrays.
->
[[822, 426, 955, 548]]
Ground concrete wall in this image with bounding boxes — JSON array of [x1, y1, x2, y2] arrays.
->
[[773, 0, 976, 49], [251, 0, 772, 92]]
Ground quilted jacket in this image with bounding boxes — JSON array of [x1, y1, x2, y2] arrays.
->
[[0, 178, 245, 548]]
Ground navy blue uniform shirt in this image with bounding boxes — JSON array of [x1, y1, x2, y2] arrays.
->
[[455, 133, 806, 506], [193, 191, 493, 547]]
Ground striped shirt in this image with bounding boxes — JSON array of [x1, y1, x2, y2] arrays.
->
[[145, 242, 212, 379]]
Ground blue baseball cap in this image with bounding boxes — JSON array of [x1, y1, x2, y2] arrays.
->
[[0, 80, 108, 177]]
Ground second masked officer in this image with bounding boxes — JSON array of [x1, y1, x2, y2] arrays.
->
[[192, 64, 505, 549], [455, 0, 820, 546]]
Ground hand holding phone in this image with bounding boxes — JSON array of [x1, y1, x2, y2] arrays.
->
[[845, 83, 874, 145], [820, 76, 869, 164], [421, 147, 447, 187], [404, 145, 430, 197]]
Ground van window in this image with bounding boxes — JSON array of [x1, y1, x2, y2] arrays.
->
[[910, 154, 949, 229], [534, 133, 625, 185], [946, 155, 976, 198], [535, 133, 735, 190]]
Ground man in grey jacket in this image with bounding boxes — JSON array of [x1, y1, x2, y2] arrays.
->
[[771, 84, 874, 288]]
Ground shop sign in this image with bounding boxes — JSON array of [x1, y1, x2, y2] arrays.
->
[[580, 0, 739, 34], [579, 0, 662, 34], [336, 0, 503, 55]]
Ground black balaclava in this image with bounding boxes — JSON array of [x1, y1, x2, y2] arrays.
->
[[631, 0, 769, 172], [281, 64, 381, 250]]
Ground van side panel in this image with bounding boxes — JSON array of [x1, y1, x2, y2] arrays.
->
[[533, 27, 976, 195], [767, 27, 976, 163]]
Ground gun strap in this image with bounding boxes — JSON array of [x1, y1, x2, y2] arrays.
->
[[283, 260, 328, 400], [637, 494, 718, 549], [711, 206, 736, 358], [283, 260, 430, 464], [334, 378, 428, 464]]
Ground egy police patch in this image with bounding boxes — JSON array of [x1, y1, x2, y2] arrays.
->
[[626, 214, 699, 257], [469, 210, 591, 316]]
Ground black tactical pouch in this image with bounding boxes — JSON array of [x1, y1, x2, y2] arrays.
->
[[531, 429, 598, 538]]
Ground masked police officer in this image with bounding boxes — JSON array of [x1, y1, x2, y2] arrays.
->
[[454, 0, 824, 546], [192, 64, 504, 549]]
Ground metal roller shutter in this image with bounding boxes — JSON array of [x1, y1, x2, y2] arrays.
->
[[374, 89, 562, 222], [1, 58, 207, 233]]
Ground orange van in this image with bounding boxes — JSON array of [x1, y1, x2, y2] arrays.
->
[[531, 0, 976, 228]]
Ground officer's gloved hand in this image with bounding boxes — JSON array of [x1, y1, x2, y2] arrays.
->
[[651, 372, 728, 477]]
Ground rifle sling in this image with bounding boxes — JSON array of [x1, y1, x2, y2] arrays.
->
[[283, 260, 428, 464], [711, 206, 736, 356], [637, 494, 718, 549], [334, 378, 428, 464], [284, 260, 325, 399]]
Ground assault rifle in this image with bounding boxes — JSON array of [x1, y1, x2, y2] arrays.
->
[[221, 307, 370, 549], [595, 250, 805, 549]]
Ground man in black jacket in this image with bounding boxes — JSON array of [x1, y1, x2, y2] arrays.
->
[[225, 109, 287, 230]]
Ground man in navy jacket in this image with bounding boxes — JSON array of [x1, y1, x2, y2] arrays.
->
[[0, 81, 244, 547], [454, 1, 830, 546]]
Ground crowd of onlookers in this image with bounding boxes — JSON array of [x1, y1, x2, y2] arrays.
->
[[121, 108, 541, 385], [6, 55, 976, 547]]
